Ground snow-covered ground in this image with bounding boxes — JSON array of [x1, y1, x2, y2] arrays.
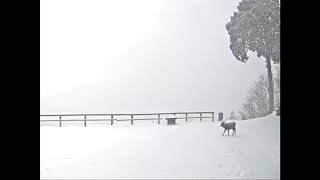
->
[[40, 112, 280, 179]]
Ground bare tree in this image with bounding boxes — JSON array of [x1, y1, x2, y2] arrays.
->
[[238, 110, 247, 120], [239, 74, 271, 119], [239, 68, 280, 120]]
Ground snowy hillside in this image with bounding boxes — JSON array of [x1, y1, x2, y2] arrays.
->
[[40, 113, 280, 179]]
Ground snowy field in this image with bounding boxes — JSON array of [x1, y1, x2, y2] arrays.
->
[[40, 113, 280, 179]]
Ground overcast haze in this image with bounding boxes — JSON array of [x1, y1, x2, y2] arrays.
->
[[40, 0, 268, 114]]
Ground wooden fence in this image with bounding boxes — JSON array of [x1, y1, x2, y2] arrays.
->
[[40, 112, 223, 127]]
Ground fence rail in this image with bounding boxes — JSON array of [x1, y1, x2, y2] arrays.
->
[[40, 112, 224, 127]]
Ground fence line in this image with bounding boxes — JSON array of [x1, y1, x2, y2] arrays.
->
[[40, 112, 224, 127]]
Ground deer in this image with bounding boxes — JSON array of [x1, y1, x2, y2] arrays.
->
[[221, 121, 236, 136]]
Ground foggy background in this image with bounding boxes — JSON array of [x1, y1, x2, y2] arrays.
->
[[40, 0, 267, 114]]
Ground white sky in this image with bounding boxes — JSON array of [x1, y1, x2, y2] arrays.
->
[[40, 0, 268, 114]]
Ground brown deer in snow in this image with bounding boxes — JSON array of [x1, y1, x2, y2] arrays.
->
[[221, 121, 236, 136]]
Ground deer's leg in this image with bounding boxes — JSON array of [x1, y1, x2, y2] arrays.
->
[[234, 128, 236, 136], [228, 129, 229, 136], [222, 129, 226, 136]]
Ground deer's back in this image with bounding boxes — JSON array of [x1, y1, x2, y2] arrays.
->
[[223, 122, 236, 129]]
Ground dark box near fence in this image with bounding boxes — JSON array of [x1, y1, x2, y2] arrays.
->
[[166, 118, 177, 125], [218, 113, 223, 121]]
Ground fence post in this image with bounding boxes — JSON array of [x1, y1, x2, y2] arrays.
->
[[84, 115, 87, 127], [185, 113, 188, 122], [158, 114, 160, 124], [131, 115, 133, 125], [200, 113, 202, 121], [59, 115, 62, 127], [212, 112, 214, 122], [111, 114, 114, 125]]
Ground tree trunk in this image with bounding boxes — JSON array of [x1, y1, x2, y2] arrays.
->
[[266, 57, 274, 113]]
